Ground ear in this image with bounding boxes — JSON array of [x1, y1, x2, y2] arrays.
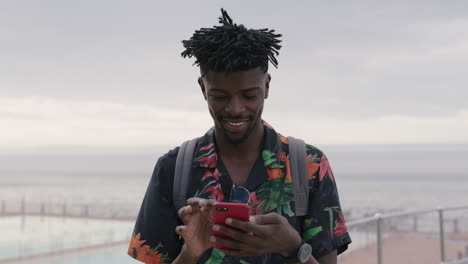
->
[[198, 77, 207, 100], [264, 74, 271, 99]]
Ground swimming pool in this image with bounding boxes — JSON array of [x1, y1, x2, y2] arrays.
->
[[0, 215, 137, 263]]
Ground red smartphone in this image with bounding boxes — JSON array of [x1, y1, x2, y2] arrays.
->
[[212, 202, 250, 250]]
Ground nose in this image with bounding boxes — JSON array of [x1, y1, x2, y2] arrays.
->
[[225, 96, 245, 116]]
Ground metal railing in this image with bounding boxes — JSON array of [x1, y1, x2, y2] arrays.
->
[[0, 197, 138, 221], [346, 205, 468, 264], [3, 198, 467, 263], [0, 198, 136, 262]]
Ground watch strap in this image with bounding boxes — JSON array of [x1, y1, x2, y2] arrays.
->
[[283, 241, 312, 263]]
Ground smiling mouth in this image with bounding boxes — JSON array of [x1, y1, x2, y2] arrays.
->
[[226, 121, 246, 127]]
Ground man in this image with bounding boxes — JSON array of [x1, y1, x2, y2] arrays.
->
[[128, 9, 351, 264]]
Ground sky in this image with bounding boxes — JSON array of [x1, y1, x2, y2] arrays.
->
[[1, 0, 468, 151]]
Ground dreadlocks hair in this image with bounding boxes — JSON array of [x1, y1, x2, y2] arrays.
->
[[181, 8, 282, 76]]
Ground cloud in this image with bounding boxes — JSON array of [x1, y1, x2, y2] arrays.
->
[[1, 1, 468, 150], [1, 96, 467, 150], [263, 109, 468, 145], [0, 96, 212, 149], [1, 0, 467, 119]]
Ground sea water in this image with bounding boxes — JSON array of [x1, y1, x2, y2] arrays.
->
[[1, 145, 467, 263]]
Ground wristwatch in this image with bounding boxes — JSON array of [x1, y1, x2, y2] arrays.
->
[[283, 241, 312, 263]]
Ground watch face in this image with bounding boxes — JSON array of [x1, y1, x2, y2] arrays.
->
[[298, 243, 313, 262]]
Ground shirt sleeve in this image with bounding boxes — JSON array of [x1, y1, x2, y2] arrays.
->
[[302, 151, 352, 259], [128, 148, 183, 264]]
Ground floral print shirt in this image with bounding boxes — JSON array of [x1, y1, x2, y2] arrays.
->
[[128, 121, 351, 263]]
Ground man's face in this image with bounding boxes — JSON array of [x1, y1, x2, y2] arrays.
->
[[199, 67, 270, 145]]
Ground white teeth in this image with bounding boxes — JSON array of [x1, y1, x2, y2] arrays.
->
[[227, 122, 245, 127]]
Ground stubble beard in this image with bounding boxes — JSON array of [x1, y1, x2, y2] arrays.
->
[[212, 107, 264, 146]]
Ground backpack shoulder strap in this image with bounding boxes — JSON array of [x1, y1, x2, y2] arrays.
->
[[174, 134, 309, 215], [173, 137, 198, 211], [288, 136, 309, 216]]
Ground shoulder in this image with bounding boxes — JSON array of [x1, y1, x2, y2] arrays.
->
[[304, 143, 325, 163], [149, 146, 180, 205], [154, 133, 212, 175], [279, 134, 325, 162], [154, 146, 180, 173], [149, 146, 180, 190]]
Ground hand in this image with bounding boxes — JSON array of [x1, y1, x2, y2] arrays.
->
[[212, 212, 302, 257], [175, 198, 216, 259]]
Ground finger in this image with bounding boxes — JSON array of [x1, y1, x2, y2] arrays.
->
[[250, 212, 284, 225], [186, 198, 215, 213], [214, 224, 252, 243], [175, 225, 186, 237], [177, 205, 193, 223], [197, 198, 207, 207], [212, 235, 243, 251], [178, 205, 193, 217], [200, 199, 217, 214], [186, 199, 202, 214], [225, 217, 258, 233], [186, 197, 204, 207], [206, 199, 217, 206], [200, 199, 216, 211]]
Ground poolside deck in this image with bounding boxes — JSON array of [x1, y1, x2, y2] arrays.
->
[[338, 233, 468, 264]]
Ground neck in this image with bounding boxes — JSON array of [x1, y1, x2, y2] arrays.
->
[[215, 122, 264, 160]]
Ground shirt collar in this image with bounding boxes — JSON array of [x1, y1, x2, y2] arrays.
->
[[192, 120, 285, 170]]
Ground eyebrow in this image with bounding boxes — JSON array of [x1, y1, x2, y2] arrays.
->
[[209, 87, 261, 93], [244, 87, 261, 92]]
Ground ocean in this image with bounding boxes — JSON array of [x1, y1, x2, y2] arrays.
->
[[1, 144, 468, 216], [1, 144, 467, 263]]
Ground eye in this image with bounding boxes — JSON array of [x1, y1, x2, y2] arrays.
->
[[209, 94, 227, 100], [244, 94, 257, 100]]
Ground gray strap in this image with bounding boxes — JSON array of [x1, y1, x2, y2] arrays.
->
[[288, 136, 309, 216], [173, 138, 198, 211], [173, 128, 214, 211]]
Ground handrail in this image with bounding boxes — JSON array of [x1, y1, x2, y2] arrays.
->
[[345, 205, 468, 264], [444, 257, 468, 264], [347, 205, 468, 227]]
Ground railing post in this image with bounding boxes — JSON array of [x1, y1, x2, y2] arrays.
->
[[438, 208, 446, 263], [453, 219, 459, 233], [21, 197, 25, 232], [376, 213, 383, 264], [63, 201, 67, 216], [413, 215, 418, 232], [40, 203, 45, 222], [62, 200, 67, 223], [83, 204, 89, 217], [21, 197, 25, 214], [365, 226, 369, 247], [110, 203, 114, 218], [83, 204, 89, 223]]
